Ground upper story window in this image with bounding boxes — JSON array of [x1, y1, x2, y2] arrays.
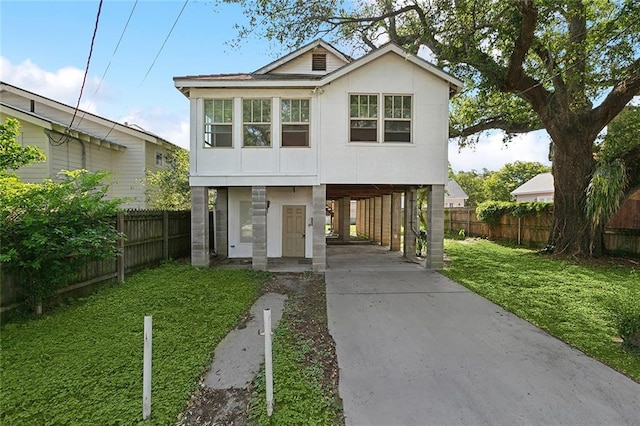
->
[[243, 99, 271, 147], [204, 99, 233, 148], [281, 99, 310, 147], [384, 95, 412, 143], [312, 53, 327, 71], [350, 94, 378, 142], [155, 152, 164, 166]]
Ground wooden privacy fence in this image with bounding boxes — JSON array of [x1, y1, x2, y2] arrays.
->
[[1, 210, 191, 312], [444, 207, 640, 255]]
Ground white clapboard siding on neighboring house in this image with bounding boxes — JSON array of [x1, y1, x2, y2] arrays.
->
[[1, 82, 185, 209]]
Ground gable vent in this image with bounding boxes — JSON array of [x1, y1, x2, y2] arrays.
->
[[312, 52, 327, 71]]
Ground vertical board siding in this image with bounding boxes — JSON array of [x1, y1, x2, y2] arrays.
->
[[444, 207, 640, 254], [1, 210, 191, 310]]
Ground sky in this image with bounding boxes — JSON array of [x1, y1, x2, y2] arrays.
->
[[0, 0, 553, 172]]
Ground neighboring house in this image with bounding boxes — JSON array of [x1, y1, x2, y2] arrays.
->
[[174, 40, 462, 271], [510, 172, 554, 203], [0, 82, 184, 208], [445, 179, 468, 207]]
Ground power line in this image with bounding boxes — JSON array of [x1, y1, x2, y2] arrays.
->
[[68, 0, 104, 131], [141, 0, 189, 85]]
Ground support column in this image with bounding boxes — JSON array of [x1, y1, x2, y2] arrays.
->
[[332, 199, 339, 235], [364, 199, 370, 239], [427, 184, 445, 270], [374, 196, 382, 244], [382, 194, 391, 247], [403, 187, 417, 258], [191, 186, 210, 267], [215, 188, 228, 257], [390, 192, 402, 251], [339, 197, 351, 242], [252, 186, 267, 271], [312, 185, 327, 272]]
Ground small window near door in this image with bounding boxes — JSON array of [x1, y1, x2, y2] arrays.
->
[[239, 201, 252, 243], [281, 99, 310, 147]]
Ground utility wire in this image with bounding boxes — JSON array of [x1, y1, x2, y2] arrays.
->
[[141, 0, 189, 85], [68, 0, 104, 131]]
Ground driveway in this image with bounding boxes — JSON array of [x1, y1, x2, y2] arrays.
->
[[325, 244, 640, 426]]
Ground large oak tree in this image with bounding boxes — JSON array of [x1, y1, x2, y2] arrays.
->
[[226, 0, 640, 256]]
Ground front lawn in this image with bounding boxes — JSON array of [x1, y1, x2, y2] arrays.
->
[[0, 264, 262, 425], [442, 239, 640, 382]]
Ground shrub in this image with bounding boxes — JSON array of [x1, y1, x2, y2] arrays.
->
[[610, 288, 640, 354], [476, 200, 553, 224]]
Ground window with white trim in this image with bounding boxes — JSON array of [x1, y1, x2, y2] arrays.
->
[[384, 95, 412, 142], [281, 99, 310, 147], [239, 201, 252, 243], [243, 99, 271, 147], [204, 99, 233, 148], [349, 94, 378, 142]]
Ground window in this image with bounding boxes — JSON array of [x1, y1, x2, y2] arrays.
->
[[155, 152, 164, 166], [281, 99, 310, 147], [312, 52, 327, 71], [384, 95, 412, 142], [240, 201, 252, 243], [204, 99, 233, 147], [243, 99, 271, 147], [350, 94, 378, 142]]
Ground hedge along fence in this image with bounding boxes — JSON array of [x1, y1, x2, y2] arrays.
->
[[445, 206, 640, 255], [0, 210, 191, 313]]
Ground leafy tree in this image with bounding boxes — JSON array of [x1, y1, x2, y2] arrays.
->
[[226, 0, 640, 256], [145, 149, 190, 210], [0, 117, 45, 172], [452, 169, 493, 206], [0, 171, 123, 312], [484, 161, 551, 201]]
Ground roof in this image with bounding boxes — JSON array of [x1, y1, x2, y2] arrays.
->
[[174, 40, 463, 96], [445, 179, 468, 199], [0, 81, 181, 149], [510, 173, 554, 196]]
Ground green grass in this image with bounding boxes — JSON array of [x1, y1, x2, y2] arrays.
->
[[442, 239, 640, 382], [0, 263, 262, 425]]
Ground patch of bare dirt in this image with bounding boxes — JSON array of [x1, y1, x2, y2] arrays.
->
[[177, 273, 341, 426]]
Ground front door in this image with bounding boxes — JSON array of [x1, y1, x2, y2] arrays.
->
[[282, 205, 306, 257]]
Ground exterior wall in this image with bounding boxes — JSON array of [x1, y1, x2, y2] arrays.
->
[[188, 89, 319, 187], [445, 197, 466, 208], [515, 192, 554, 203], [1, 87, 182, 209], [227, 186, 313, 258], [319, 53, 450, 185], [3, 115, 50, 182], [270, 48, 347, 75]]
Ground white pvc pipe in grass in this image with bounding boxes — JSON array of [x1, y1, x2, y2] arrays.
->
[[264, 309, 274, 416], [143, 316, 152, 420]]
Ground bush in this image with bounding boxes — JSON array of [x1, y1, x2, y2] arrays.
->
[[610, 289, 640, 353], [476, 200, 553, 224]]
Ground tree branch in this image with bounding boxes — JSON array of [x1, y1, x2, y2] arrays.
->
[[450, 117, 543, 138]]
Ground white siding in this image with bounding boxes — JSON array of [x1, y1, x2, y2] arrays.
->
[[270, 48, 347, 75], [2, 115, 50, 182], [318, 53, 450, 185]]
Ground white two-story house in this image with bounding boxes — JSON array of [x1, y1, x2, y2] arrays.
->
[[174, 40, 461, 271]]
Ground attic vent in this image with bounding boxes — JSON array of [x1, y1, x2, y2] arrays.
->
[[312, 52, 327, 71]]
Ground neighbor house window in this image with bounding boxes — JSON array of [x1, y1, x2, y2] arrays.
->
[[384, 95, 412, 142], [155, 152, 164, 166], [350, 94, 378, 142], [281, 99, 310, 147], [239, 201, 252, 243], [204, 99, 233, 147], [243, 99, 271, 147]]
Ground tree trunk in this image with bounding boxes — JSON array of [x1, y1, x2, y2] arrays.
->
[[548, 131, 601, 256]]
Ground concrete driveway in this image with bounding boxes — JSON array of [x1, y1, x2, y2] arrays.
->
[[325, 245, 640, 426]]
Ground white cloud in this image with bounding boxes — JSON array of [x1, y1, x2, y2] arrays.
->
[[118, 107, 189, 149], [0, 56, 104, 113], [449, 130, 552, 172]]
